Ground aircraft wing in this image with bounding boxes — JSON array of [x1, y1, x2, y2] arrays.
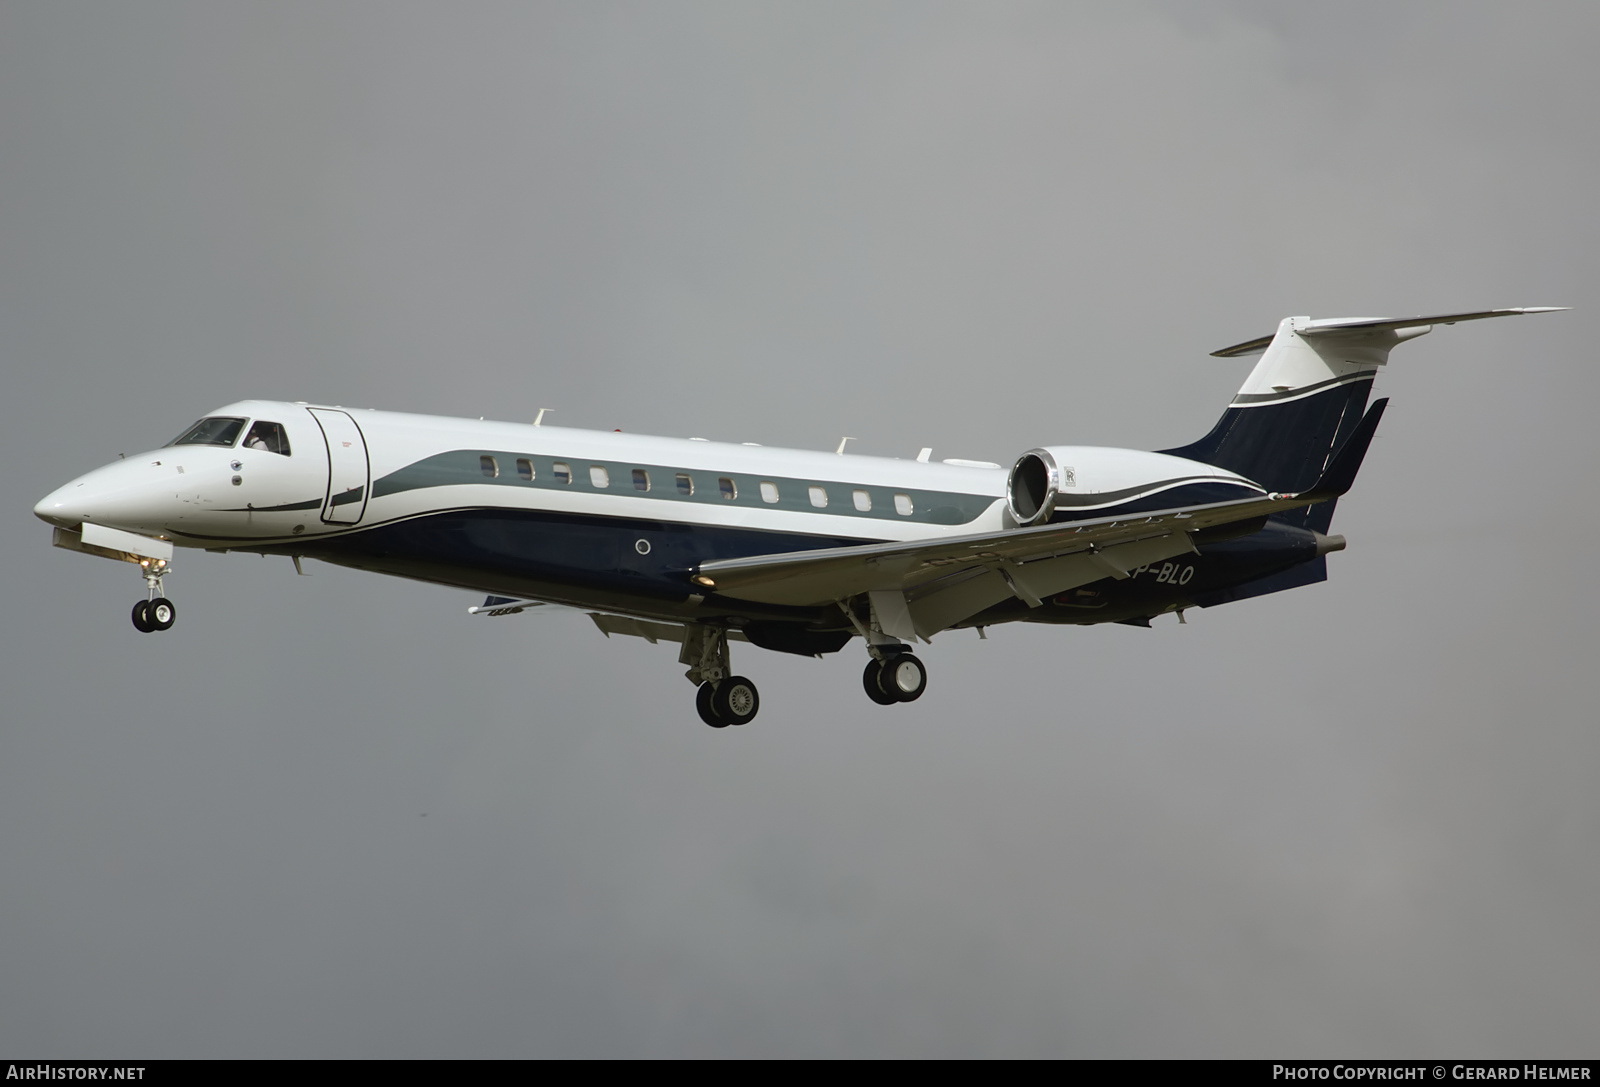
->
[[696, 490, 1283, 610], [697, 400, 1386, 639]]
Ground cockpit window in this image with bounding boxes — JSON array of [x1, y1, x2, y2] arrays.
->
[[242, 421, 291, 456], [168, 417, 246, 447]]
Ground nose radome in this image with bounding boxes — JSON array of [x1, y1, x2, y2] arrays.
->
[[34, 480, 89, 528], [33, 457, 179, 533]]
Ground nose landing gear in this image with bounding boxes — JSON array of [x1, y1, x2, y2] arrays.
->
[[130, 558, 176, 633]]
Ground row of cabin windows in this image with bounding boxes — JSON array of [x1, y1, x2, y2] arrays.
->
[[477, 455, 915, 516]]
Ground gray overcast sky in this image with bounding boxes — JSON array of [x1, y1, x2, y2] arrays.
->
[[2, 1, 1596, 1058]]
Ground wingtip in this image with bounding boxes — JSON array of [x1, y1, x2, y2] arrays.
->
[[1435, 306, 1570, 324]]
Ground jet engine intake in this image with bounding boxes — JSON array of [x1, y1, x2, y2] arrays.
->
[[1007, 447, 1069, 526]]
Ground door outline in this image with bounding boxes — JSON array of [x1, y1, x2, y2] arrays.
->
[[308, 408, 371, 525]]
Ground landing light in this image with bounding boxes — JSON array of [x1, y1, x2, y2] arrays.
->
[[692, 574, 716, 588]]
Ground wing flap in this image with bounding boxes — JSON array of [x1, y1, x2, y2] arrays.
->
[[904, 531, 1200, 637], [588, 613, 749, 645]]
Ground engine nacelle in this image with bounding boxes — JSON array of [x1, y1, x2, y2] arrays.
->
[[1006, 445, 1261, 526], [1007, 447, 1069, 526]]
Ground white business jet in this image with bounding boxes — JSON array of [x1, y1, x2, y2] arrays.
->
[[34, 308, 1561, 727]]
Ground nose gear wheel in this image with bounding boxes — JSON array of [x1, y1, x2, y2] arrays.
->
[[147, 597, 176, 631], [130, 560, 177, 633]]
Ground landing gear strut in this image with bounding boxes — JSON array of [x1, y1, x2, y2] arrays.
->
[[683, 624, 760, 728], [130, 557, 176, 634]]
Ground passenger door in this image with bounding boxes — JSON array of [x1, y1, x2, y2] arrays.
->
[[308, 408, 370, 525]]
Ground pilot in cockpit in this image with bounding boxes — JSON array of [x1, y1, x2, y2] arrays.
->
[[242, 420, 291, 456]]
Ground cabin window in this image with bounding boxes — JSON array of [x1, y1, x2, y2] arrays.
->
[[590, 465, 610, 488], [168, 417, 246, 448], [676, 474, 693, 496], [516, 458, 533, 481], [808, 485, 828, 508], [760, 481, 780, 504], [853, 489, 871, 512], [894, 493, 914, 516], [480, 455, 498, 478], [632, 469, 650, 492], [242, 421, 291, 456], [553, 462, 572, 485], [719, 477, 737, 500]]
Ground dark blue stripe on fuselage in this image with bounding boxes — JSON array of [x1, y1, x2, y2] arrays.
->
[[262, 501, 1330, 632], [277, 506, 877, 613]]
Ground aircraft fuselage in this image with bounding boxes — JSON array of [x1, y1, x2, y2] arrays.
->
[[35, 400, 1300, 635]]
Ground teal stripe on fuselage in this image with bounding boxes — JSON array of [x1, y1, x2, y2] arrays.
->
[[371, 450, 995, 526]]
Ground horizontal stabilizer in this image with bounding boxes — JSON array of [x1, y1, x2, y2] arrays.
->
[[1211, 307, 1566, 357]]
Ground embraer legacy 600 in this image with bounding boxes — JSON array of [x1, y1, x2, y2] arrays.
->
[[35, 309, 1561, 727]]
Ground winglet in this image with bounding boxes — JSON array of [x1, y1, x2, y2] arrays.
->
[[1298, 398, 1388, 501]]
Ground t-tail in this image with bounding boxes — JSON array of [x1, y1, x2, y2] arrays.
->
[[1162, 307, 1565, 533], [1159, 307, 1563, 609]]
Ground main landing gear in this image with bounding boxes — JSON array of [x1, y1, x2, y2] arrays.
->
[[677, 623, 928, 728], [695, 675, 760, 728], [129, 557, 177, 634], [839, 596, 928, 708], [863, 649, 927, 706], [682, 625, 761, 728]]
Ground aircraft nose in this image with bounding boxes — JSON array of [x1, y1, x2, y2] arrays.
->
[[34, 457, 179, 533], [34, 479, 89, 528]]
